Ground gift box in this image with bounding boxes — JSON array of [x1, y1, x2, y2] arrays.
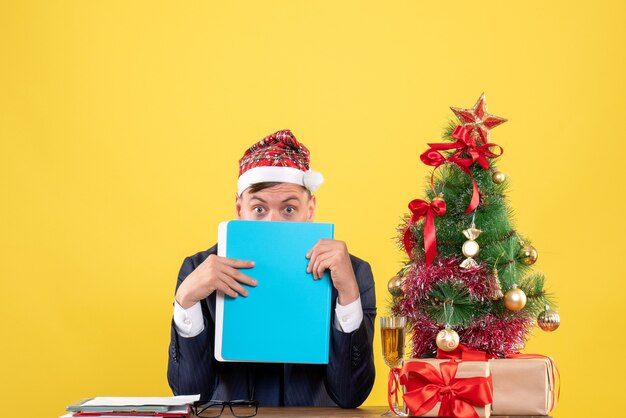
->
[[489, 356, 557, 415], [396, 359, 492, 418]]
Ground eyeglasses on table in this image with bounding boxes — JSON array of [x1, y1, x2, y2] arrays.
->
[[191, 399, 259, 418]]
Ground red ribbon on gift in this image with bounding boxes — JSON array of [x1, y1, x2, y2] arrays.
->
[[403, 197, 447, 265], [388, 368, 402, 415], [391, 360, 492, 418], [420, 126, 503, 214], [434, 345, 560, 411]]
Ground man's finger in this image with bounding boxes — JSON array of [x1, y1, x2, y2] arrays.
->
[[308, 248, 332, 274], [217, 282, 238, 298], [220, 257, 255, 269], [224, 276, 249, 297], [317, 261, 328, 281], [216, 263, 254, 286], [307, 252, 318, 274], [306, 238, 334, 258], [312, 255, 331, 280], [230, 268, 258, 287], [306, 239, 332, 259]]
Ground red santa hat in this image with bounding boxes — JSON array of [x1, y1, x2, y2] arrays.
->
[[237, 129, 324, 195]]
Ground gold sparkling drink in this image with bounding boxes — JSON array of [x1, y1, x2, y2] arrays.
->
[[380, 316, 406, 368], [381, 326, 405, 368], [380, 316, 407, 417]]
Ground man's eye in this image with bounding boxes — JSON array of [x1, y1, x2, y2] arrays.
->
[[253, 207, 265, 214], [285, 207, 296, 214]]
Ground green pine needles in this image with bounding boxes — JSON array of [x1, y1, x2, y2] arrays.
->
[[396, 119, 556, 334]]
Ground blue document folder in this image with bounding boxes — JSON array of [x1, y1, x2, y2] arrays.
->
[[215, 220, 334, 364]]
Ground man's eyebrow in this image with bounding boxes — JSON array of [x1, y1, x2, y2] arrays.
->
[[282, 196, 301, 203], [249, 196, 267, 203]]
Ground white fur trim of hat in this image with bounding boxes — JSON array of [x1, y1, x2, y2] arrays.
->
[[237, 166, 324, 196]]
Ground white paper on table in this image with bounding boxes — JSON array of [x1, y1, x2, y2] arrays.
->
[[81, 395, 200, 407]]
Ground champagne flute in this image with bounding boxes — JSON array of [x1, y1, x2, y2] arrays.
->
[[380, 316, 407, 416]]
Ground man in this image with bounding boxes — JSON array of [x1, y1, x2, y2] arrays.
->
[[167, 130, 376, 408]]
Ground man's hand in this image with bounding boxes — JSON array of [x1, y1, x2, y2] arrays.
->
[[306, 239, 360, 305], [175, 255, 257, 309]]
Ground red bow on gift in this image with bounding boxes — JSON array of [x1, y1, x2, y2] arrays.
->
[[435, 345, 560, 410], [403, 197, 447, 265], [420, 126, 503, 214], [395, 360, 493, 418]]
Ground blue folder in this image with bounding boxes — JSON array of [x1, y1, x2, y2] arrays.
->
[[215, 220, 334, 364]]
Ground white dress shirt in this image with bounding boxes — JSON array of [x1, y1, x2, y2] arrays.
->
[[173, 296, 363, 338]]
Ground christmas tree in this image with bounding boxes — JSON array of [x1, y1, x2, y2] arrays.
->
[[391, 94, 560, 358]]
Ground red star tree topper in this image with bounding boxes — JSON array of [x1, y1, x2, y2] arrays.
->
[[450, 93, 507, 145]]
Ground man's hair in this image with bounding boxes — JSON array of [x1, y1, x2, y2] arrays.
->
[[246, 182, 312, 198]]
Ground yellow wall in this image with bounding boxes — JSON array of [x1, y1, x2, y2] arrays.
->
[[1, 1, 624, 416]]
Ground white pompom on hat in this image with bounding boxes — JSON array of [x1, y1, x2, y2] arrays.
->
[[237, 129, 324, 195]]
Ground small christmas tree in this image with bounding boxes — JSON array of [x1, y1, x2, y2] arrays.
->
[[391, 94, 560, 358]]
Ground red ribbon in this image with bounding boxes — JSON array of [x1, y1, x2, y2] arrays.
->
[[403, 197, 447, 265], [420, 126, 503, 214], [434, 346, 560, 411], [388, 368, 402, 414], [391, 360, 492, 418]]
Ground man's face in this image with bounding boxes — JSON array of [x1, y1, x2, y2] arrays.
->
[[236, 183, 316, 222]]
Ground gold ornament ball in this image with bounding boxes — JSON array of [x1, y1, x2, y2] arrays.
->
[[504, 286, 527, 311], [436, 328, 460, 352], [462, 240, 480, 258], [519, 244, 538, 265], [538, 308, 561, 332], [492, 171, 506, 184], [387, 275, 404, 297]]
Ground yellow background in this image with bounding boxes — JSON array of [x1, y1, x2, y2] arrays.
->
[[1, 1, 624, 417]]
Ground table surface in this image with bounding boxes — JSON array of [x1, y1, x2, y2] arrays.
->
[[199, 406, 551, 417]]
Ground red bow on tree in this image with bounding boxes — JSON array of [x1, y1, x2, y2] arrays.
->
[[403, 197, 447, 265], [420, 126, 503, 214], [395, 361, 493, 418]]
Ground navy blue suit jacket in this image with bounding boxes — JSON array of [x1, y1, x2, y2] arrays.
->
[[167, 244, 376, 407]]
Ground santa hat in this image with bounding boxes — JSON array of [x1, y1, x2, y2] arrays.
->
[[237, 129, 324, 195]]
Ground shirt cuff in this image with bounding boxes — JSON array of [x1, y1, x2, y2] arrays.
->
[[334, 296, 363, 333], [173, 300, 205, 338]]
